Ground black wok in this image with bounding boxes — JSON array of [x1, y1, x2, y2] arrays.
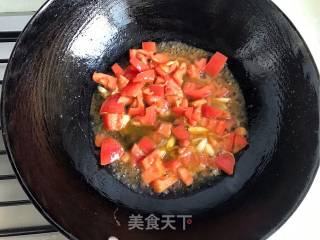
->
[[1, 0, 319, 239]]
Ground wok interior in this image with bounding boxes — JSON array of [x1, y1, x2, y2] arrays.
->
[[2, 0, 319, 239]]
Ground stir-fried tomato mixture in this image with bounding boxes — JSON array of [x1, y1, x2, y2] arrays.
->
[[91, 41, 248, 193]]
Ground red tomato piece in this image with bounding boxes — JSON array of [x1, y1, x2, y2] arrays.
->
[[142, 41, 156, 53], [151, 175, 178, 193], [215, 153, 235, 175], [183, 82, 212, 100], [94, 133, 107, 147], [173, 62, 187, 85], [141, 150, 162, 170], [202, 104, 225, 118], [100, 94, 125, 114], [233, 134, 248, 153], [172, 125, 189, 140], [187, 64, 200, 79], [222, 133, 236, 152], [138, 136, 156, 155], [157, 122, 173, 138], [133, 69, 156, 83], [165, 79, 183, 97], [149, 85, 165, 97], [177, 167, 193, 186], [123, 65, 139, 80], [194, 58, 207, 72], [117, 75, 129, 89], [164, 159, 182, 173], [128, 106, 145, 117], [152, 53, 169, 64], [111, 63, 124, 76], [172, 106, 187, 116], [92, 72, 118, 90], [205, 52, 228, 78], [121, 82, 143, 97], [100, 137, 124, 165], [102, 113, 121, 131], [135, 106, 157, 126], [131, 144, 145, 163], [215, 120, 227, 135], [130, 57, 149, 72]]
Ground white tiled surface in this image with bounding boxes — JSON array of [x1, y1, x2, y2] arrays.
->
[[0, 0, 319, 239]]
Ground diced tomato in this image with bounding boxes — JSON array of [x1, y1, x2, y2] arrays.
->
[[92, 72, 118, 90], [111, 63, 124, 76], [177, 167, 193, 186], [141, 158, 165, 184], [149, 85, 165, 97], [130, 57, 149, 72], [172, 106, 187, 116], [157, 122, 172, 138], [184, 107, 196, 125], [117, 96, 133, 106], [138, 137, 156, 155], [173, 62, 187, 85], [94, 133, 107, 147], [152, 53, 169, 64], [117, 75, 129, 89], [172, 125, 189, 140], [215, 120, 227, 135], [142, 42, 156, 52], [234, 127, 247, 136], [183, 82, 212, 99], [222, 133, 235, 152], [133, 69, 156, 83], [187, 64, 200, 79], [164, 159, 182, 173], [102, 113, 121, 131], [180, 139, 190, 147], [194, 58, 207, 72], [205, 52, 228, 78], [140, 150, 162, 170], [215, 152, 235, 175], [151, 175, 178, 193], [121, 82, 143, 97], [206, 119, 218, 131], [202, 105, 225, 118], [135, 106, 157, 126], [123, 65, 139, 80], [100, 94, 125, 114], [131, 144, 145, 163], [128, 106, 145, 117], [129, 49, 137, 59], [233, 134, 248, 153], [100, 137, 124, 165], [165, 79, 183, 97], [155, 76, 166, 84]]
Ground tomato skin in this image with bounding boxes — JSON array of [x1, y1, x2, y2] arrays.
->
[[135, 106, 157, 126], [164, 159, 182, 173], [138, 137, 156, 155], [121, 83, 143, 97], [151, 175, 178, 193], [111, 63, 124, 76], [233, 134, 248, 153], [177, 167, 193, 186], [215, 152, 235, 175], [100, 94, 125, 114], [123, 65, 138, 80], [183, 82, 212, 100], [128, 106, 145, 117], [130, 57, 149, 72], [100, 137, 124, 165], [142, 42, 156, 52], [157, 122, 173, 138], [202, 105, 225, 118], [222, 133, 235, 152], [172, 125, 189, 140], [133, 69, 156, 83], [205, 51, 228, 78], [92, 72, 118, 90]]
